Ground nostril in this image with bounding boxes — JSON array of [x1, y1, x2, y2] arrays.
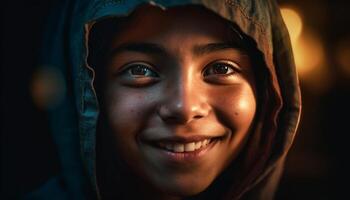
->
[[194, 115, 203, 119], [157, 103, 209, 124], [163, 116, 184, 124], [162, 115, 203, 124]]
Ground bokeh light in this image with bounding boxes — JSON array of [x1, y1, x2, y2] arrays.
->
[[293, 31, 325, 77], [280, 8, 303, 42], [281, 7, 328, 92], [31, 67, 66, 110]]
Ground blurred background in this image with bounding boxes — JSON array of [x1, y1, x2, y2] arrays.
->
[[277, 0, 350, 199], [1, 0, 349, 199]]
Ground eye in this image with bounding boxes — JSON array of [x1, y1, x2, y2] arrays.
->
[[122, 63, 159, 78], [115, 62, 160, 87], [204, 61, 240, 77]]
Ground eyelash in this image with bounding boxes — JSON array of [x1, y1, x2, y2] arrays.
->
[[119, 62, 160, 78], [203, 60, 241, 77]]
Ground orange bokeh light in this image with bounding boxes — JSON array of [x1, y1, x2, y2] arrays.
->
[[31, 67, 66, 110], [281, 8, 303, 43], [281, 7, 330, 93]]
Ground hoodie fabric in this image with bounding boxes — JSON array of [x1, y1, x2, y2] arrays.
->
[[25, 0, 301, 199]]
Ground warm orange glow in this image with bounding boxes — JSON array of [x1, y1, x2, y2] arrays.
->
[[292, 32, 329, 93], [293, 31, 324, 76], [281, 8, 303, 42], [31, 67, 66, 109], [281, 8, 325, 78], [280, 7, 330, 93]]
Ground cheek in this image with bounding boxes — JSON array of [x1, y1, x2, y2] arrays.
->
[[104, 87, 154, 141], [234, 91, 257, 127], [215, 85, 257, 133]]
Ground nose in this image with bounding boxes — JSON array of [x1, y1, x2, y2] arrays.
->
[[157, 74, 211, 124]]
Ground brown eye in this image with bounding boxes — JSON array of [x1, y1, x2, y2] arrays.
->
[[212, 63, 230, 74], [204, 61, 239, 76], [130, 65, 148, 75], [123, 63, 159, 78]]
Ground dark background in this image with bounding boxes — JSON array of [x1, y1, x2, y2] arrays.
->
[[1, 0, 350, 199]]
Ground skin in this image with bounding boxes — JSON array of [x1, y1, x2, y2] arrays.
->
[[98, 4, 257, 200]]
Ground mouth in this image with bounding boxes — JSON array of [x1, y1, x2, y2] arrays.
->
[[153, 137, 221, 153], [140, 135, 226, 162]]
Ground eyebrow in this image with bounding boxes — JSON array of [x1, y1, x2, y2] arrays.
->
[[109, 43, 167, 57], [192, 43, 246, 56], [108, 42, 247, 58]]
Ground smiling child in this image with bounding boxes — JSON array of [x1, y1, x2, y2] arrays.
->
[[26, 1, 301, 200]]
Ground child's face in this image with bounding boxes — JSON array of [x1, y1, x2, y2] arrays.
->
[[102, 5, 257, 197]]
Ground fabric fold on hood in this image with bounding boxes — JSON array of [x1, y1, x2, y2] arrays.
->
[[26, 0, 301, 199]]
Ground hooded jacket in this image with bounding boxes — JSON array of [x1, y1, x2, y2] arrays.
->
[[25, 0, 301, 199]]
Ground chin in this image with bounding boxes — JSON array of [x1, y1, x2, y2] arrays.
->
[[155, 176, 214, 197]]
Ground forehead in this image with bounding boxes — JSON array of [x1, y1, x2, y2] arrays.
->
[[113, 4, 235, 46]]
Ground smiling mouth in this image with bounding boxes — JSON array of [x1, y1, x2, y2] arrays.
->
[[144, 136, 225, 153], [156, 138, 218, 153], [139, 135, 227, 163]]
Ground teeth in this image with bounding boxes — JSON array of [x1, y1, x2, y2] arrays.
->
[[203, 139, 209, 146], [158, 139, 213, 152], [194, 141, 202, 150], [184, 142, 195, 152], [173, 143, 184, 152]]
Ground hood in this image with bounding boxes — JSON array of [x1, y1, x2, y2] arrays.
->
[[27, 0, 301, 199]]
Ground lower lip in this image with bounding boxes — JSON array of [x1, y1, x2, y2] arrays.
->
[[146, 140, 218, 163]]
